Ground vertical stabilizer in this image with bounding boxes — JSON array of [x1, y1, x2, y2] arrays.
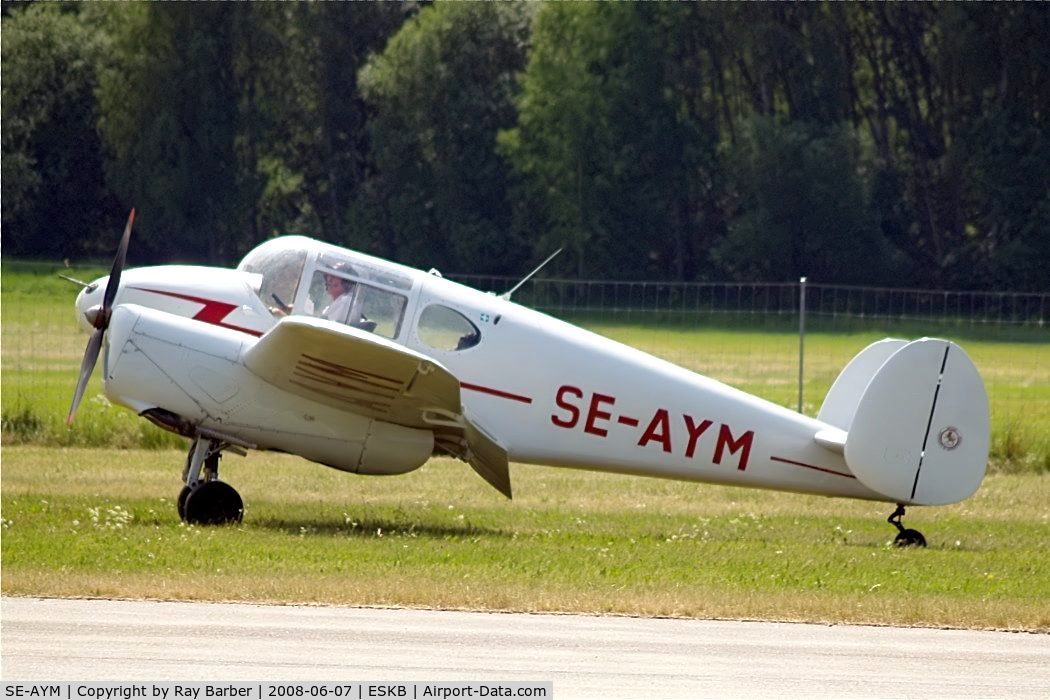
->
[[842, 338, 989, 505], [817, 339, 907, 430]]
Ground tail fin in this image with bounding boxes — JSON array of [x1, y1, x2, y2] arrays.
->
[[819, 338, 989, 506], [817, 339, 907, 430]]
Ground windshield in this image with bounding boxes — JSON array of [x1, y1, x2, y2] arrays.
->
[[238, 236, 414, 336], [238, 242, 307, 316]]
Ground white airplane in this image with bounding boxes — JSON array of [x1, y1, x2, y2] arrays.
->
[[68, 211, 990, 546]]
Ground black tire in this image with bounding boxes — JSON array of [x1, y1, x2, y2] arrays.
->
[[893, 528, 927, 548], [184, 480, 244, 525], [177, 484, 193, 521]]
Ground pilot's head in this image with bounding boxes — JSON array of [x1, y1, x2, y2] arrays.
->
[[324, 274, 352, 298]]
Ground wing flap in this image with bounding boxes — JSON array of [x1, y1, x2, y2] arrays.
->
[[463, 417, 512, 499]]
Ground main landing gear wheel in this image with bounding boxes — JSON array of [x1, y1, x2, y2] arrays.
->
[[178, 450, 220, 521], [178, 435, 246, 525], [184, 481, 243, 525], [887, 504, 927, 548], [177, 485, 192, 521]]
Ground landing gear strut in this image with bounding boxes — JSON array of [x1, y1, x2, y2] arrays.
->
[[887, 504, 926, 548], [178, 434, 246, 525]]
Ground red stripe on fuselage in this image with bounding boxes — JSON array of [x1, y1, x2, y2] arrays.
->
[[129, 287, 264, 337], [461, 382, 533, 405], [770, 455, 855, 479]]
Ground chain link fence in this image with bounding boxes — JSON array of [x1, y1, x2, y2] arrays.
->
[[4, 266, 1049, 468], [454, 275, 1048, 329]]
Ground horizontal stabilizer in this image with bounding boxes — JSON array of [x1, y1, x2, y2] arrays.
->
[[814, 427, 847, 454], [843, 338, 989, 505]]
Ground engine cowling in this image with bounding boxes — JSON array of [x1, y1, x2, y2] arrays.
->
[[105, 304, 434, 476]]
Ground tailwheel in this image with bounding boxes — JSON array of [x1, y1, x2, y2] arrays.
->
[[887, 504, 927, 548], [893, 528, 927, 548]]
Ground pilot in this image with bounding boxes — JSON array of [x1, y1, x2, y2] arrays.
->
[[322, 274, 355, 323]]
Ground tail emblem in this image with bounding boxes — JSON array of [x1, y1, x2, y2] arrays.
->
[[938, 426, 962, 451]]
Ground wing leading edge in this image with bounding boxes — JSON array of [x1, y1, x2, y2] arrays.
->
[[243, 316, 511, 498]]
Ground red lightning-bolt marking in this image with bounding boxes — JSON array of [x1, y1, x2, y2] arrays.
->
[[129, 288, 263, 337]]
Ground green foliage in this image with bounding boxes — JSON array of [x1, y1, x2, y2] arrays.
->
[[847, 4, 1050, 291], [716, 118, 896, 284], [358, 2, 532, 273], [1, 4, 116, 259], [502, 3, 721, 280], [261, 3, 408, 249], [1, 3, 1048, 288], [959, 107, 1050, 291], [1, 405, 46, 442], [95, 4, 246, 262], [498, 3, 613, 277]]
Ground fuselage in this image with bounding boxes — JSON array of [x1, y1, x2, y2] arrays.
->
[[408, 278, 877, 500], [78, 236, 880, 501]]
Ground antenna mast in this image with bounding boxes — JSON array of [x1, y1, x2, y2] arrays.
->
[[500, 248, 563, 301]]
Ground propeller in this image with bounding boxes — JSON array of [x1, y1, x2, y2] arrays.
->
[[66, 209, 135, 425]]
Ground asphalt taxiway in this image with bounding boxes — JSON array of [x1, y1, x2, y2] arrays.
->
[[2, 598, 1047, 698]]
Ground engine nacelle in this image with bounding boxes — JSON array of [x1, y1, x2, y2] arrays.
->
[[104, 304, 433, 476]]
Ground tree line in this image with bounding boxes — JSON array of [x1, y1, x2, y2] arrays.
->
[[3, 2, 1048, 290]]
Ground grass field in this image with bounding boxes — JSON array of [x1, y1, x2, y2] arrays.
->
[[2, 447, 1048, 631], [2, 261, 1049, 630]]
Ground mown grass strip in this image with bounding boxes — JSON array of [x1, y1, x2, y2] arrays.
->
[[3, 447, 1047, 631]]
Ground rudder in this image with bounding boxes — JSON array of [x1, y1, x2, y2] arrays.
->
[[843, 338, 989, 505]]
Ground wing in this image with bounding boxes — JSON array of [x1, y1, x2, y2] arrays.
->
[[244, 316, 458, 426], [243, 316, 511, 498]]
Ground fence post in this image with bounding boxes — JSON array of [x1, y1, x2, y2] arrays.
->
[[798, 276, 807, 414]]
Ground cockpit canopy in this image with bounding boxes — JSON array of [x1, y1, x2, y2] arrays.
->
[[237, 236, 417, 340]]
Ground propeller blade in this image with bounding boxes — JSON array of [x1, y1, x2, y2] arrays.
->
[[102, 208, 135, 312], [68, 208, 135, 425], [67, 328, 104, 425]]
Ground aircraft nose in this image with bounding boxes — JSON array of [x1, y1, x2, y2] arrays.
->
[[74, 277, 108, 333]]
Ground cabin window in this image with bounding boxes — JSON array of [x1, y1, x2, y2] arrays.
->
[[308, 270, 406, 339], [417, 305, 481, 351], [355, 284, 407, 338]]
